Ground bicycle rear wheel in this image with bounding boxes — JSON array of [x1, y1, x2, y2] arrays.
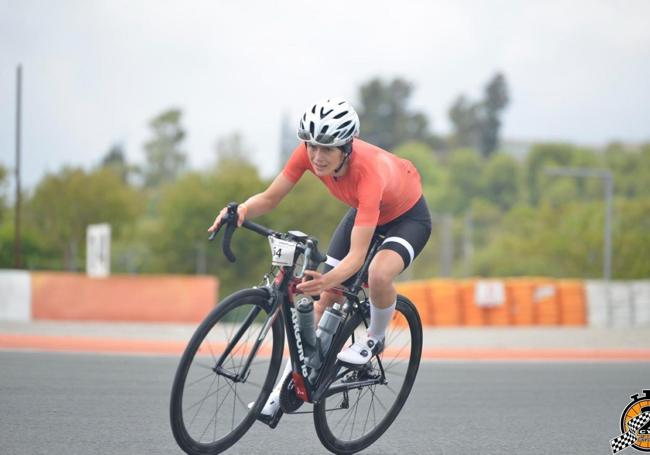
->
[[313, 295, 422, 454], [170, 288, 284, 454]]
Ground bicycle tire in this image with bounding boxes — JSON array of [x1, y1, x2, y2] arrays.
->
[[170, 288, 284, 454], [313, 295, 422, 454]]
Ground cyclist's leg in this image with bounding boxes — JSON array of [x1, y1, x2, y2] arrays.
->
[[339, 197, 432, 364], [369, 200, 431, 337]]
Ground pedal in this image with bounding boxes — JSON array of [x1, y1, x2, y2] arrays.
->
[[256, 408, 284, 429]]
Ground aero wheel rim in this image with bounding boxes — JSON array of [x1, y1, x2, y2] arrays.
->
[[180, 302, 274, 445], [324, 309, 414, 443]]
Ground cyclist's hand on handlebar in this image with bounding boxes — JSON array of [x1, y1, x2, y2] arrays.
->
[[297, 270, 328, 295], [208, 204, 248, 233]]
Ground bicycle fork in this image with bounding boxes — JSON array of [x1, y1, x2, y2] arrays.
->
[[213, 299, 281, 384]]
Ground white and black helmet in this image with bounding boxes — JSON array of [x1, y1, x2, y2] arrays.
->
[[297, 97, 360, 147]]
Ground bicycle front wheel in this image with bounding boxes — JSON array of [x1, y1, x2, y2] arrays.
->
[[170, 288, 284, 454], [313, 295, 422, 454]]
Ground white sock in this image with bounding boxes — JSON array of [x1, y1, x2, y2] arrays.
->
[[272, 359, 293, 394], [368, 300, 396, 341]]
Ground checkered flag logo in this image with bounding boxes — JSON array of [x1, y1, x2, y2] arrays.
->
[[610, 411, 650, 454]]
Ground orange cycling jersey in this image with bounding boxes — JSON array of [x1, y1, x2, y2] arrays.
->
[[282, 139, 423, 227]]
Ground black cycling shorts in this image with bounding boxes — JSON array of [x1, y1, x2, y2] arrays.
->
[[323, 196, 432, 286]]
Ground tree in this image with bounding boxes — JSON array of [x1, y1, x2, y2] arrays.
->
[[100, 142, 136, 184], [153, 161, 267, 295], [448, 95, 481, 150], [143, 108, 187, 187], [357, 78, 440, 151], [0, 164, 7, 222], [479, 153, 520, 211], [215, 131, 252, 165], [438, 148, 483, 214], [604, 142, 650, 199], [393, 141, 448, 212], [448, 72, 510, 158], [27, 167, 143, 270], [480, 73, 509, 157], [525, 143, 602, 206]]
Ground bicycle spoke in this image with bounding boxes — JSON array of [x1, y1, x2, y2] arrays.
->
[[362, 387, 372, 436], [185, 380, 230, 415], [187, 374, 217, 430], [222, 376, 251, 412], [185, 371, 217, 389], [198, 383, 233, 442], [349, 388, 361, 440], [231, 382, 237, 431], [332, 387, 371, 433]]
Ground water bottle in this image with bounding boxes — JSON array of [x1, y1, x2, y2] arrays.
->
[[295, 297, 317, 358], [308, 303, 344, 382]]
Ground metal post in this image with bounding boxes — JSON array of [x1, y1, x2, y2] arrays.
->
[[14, 65, 22, 269], [603, 173, 612, 282], [545, 166, 614, 325], [463, 208, 474, 277], [544, 167, 613, 281]]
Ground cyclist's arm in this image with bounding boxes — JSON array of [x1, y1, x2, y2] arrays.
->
[[241, 174, 295, 219], [208, 174, 295, 232], [298, 226, 373, 294]]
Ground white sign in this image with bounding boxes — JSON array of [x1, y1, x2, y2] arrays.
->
[[533, 285, 556, 302], [87, 223, 111, 278], [474, 280, 505, 307], [268, 237, 297, 266]]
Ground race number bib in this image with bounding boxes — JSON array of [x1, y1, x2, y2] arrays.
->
[[268, 237, 297, 266]]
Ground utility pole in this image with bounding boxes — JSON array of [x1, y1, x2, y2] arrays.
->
[[544, 167, 613, 281], [545, 166, 614, 325], [14, 65, 22, 268]]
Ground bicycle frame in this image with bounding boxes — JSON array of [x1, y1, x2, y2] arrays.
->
[[214, 232, 387, 406]]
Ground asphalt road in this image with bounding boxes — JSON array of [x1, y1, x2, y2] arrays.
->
[[1, 351, 648, 454]]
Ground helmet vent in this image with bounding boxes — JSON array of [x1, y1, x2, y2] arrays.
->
[[333, 110, 348, 119], [320, 107, 333, 119], [338, 120, 352, 130], [309, 121, 315, 137], [341, 125, 355, 139]]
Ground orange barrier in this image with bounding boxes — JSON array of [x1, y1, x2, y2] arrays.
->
[[507, 280, 536, 325], [394, 281, 433, 326], [557, 280, 587, 326], [429, 280, 462, 326], [459, 281, 482, 326], [31, 272, 218, 323], [395, 278, 587, 327], [532, 279, 561, 325]]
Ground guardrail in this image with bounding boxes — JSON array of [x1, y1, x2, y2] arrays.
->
[[395, 278, 650, 327], [0, 270, 218, 323], [1, 270, 648, 326]]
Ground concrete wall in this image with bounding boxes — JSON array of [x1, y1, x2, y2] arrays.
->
[[0, 271, 218, 323], [586, 280, 650, 327], [0, 270, 31, 321], [2, 270, 648, 327]]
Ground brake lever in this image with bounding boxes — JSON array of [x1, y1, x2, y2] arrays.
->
[[208, 202, 239, 263]]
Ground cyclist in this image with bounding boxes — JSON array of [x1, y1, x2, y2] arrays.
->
[[208, 97, 432, 420]]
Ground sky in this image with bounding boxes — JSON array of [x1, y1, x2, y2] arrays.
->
[[1, 0, 649, 188]]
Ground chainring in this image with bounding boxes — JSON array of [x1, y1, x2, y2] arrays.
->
[[279, 373, 305, 413]]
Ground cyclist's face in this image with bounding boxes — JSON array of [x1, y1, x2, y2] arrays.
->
[[306, 143, 344, 176]]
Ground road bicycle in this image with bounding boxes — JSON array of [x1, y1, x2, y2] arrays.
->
[[170, 203, 423, 454]]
